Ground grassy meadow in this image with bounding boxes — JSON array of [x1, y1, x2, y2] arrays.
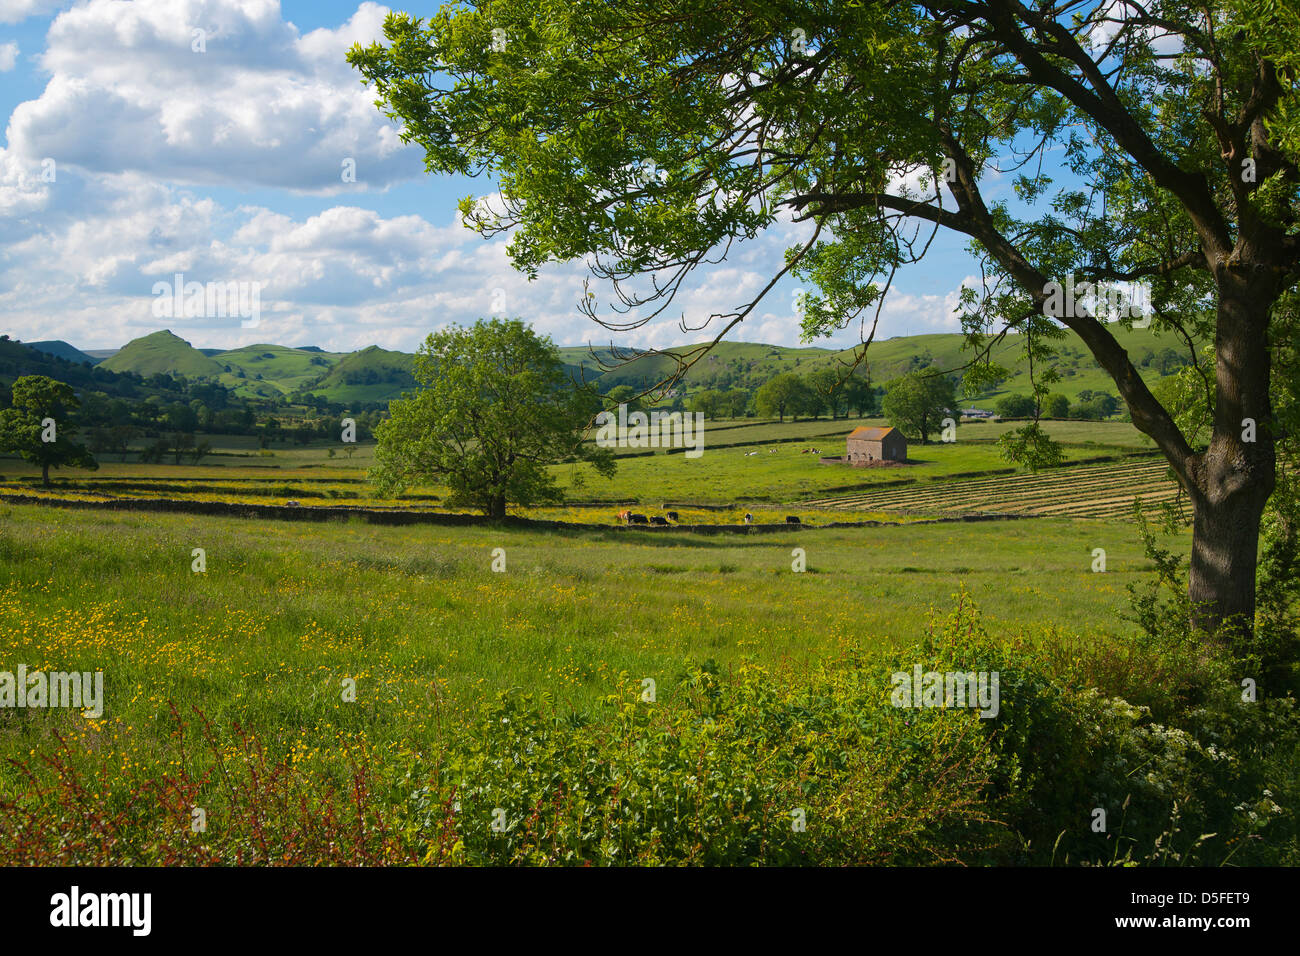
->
[[0, 414, 1294, 867]]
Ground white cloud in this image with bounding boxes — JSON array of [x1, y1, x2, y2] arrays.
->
[[0, 1, 983, 354], [6, 0, 420, 191], [0, 0, 64, 25], [0, 42, 17, 71]]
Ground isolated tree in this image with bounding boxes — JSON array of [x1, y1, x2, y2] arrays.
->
[[351, 2, 1300, 637], [882, 369, 958, 444], [372, 318, 615, 517], [0, 376, 98, 486], [755, 372, 814, 422]]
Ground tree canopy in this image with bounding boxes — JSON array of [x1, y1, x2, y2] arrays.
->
[[372, 318, 615, 517], [882, 368, 959, 443], [0, 375, 98, 486]]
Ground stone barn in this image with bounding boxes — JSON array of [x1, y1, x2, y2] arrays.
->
[[846, 426, 907, 464]]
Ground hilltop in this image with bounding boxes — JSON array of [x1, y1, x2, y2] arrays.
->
[[98, 330, 228, 380], [25, 340, 98, 365]]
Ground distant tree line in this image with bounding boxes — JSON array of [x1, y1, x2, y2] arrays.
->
[[994, 390, 1122, 421]]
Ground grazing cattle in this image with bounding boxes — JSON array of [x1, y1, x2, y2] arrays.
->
[[665, 511, 679, 522], [627, 513, 649, 524], [617, 509, 631, 524], [649, 515, 669, 525], [785, 515, 801, 524], [743, 513, 754, 524], [285, 500, 300, 507]]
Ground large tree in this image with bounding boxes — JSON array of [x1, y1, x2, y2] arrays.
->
[[755, 372, 816, 421], [372, 318, 615, 518], [0, 376, 98, 486], [350, 1, 1300, 637], [882, 368, 959, 443]]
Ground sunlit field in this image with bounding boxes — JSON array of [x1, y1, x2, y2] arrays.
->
[[1, 414, 1291, 868]]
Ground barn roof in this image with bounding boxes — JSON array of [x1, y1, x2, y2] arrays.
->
[[847, 426, 900, 441]]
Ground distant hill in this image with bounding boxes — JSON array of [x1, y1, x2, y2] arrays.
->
[[304, 345, 417, 404], [26, 340, 97, 365], [213, 343, 343, 398], [99, 330, 228, 380], [0, 337, 183, 401], [20, 323, 1200, 409], [574, 325, 1195, 405]]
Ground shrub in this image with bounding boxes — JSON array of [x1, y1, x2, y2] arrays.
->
[[405, 660, 1003, 865]]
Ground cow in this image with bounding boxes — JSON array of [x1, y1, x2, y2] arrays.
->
[[627, 513, 649, 524], [743, 513, 754, 524], [665, 511, 679, 522], [649, 515, 669, 525], [617, 509, 631, 524], [285, 500, 301, 507], [786, 516, 801, 524]]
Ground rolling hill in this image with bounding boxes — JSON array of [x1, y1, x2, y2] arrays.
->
[[26, 340, 98, 366], [17, 321, 1200, 409], [214, 344, 344, 397], [98, 330, 228, 380], [571, 325, 1195, 405], [302, 345, 417, 404]]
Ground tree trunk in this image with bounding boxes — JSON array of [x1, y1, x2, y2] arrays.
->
[[1184, 272, 1278, 641], [1187, 483, 1271, 637], [489, 493, 507, 519], [41, 462, 50, 487]]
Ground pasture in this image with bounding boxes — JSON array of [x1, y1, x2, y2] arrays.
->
[[0, 503, 1173, 789], [7, 414, 1274, 868]]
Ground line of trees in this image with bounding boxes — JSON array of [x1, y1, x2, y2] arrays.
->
[[994, 390, 1121, 421]]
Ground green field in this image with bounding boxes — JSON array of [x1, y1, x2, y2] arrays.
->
[[0, 413, 1293, 867], [0, 417, 1160, 511]]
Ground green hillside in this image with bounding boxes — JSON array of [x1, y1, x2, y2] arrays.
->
[[214, 344, 343, 397], [98, 330, 227, 380], [580, 325, 1195, 404], [302, 345, 416, 404], [26, 340, 97, 365], [43, 322, 1199, 409]]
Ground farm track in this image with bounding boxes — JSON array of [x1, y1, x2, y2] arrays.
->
[[802, 459, 1181, 519]]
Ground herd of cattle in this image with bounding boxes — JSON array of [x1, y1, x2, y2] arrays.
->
[[617, 510, 801, 526]]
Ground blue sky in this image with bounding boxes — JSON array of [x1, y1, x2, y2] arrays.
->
[[0, 0, 981, 353]]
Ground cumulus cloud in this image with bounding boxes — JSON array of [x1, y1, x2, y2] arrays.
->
[[6, 0, 420, 191], [0, 42, 17, 71], [0, 0, 64, 25], [0, 0, 982, 354]]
